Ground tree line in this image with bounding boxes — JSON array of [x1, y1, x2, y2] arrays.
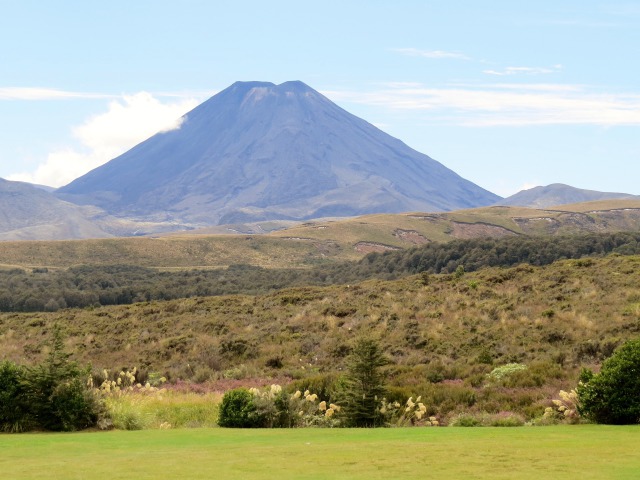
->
[[1, 231, 639, 312]]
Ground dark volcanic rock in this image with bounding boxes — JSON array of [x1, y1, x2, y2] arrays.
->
[[57, 81, 500, 226]]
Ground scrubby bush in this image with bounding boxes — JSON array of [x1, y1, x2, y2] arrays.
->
[[273, 388, 340, 428], [288, 373, 339, 403], [379, 396, 439, 427], [22, 326, 97, 431], [218, 385, 338, 428], [0, 361, 31, 432], [578, 338, 640, 424], [50, 377, 102, 431], [218, 388, 262, 428], [485, 363, 528, 386], [1, 326, 103, 432]]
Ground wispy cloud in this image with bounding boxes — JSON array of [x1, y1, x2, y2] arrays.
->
[[483, 65, 563, 76], [0, 87, 115, 101], [390, 48, 470, 60], [323, 83, 640, 127], [0, 87, 211, 101], [8, 92, 198, 187]]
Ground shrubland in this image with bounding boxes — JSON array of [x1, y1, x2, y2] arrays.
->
[[1, 252, 639, 424]]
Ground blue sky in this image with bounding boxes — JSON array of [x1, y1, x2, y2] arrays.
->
[[1, 0, 639, 196]]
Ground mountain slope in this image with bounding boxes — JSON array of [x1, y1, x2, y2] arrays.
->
[[0, 178, 113, 240], [57, 81, 500, 228], [497, 183, 636, 209]]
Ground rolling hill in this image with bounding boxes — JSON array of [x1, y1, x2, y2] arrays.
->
[[0, 199, 638, 270]]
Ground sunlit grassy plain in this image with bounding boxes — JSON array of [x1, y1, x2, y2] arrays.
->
[[2, 426, 639, 479]]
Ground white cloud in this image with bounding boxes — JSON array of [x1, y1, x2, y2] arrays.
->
[[322, 82, 640, 127], [518, 182, 541, 192], [8, 92, 198, 187], [391, 48, 470, 60], [489, 180, 542, 198], [483, 65, 563, 76]]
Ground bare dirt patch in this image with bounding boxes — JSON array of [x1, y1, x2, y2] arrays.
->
[[393, 229, 429, 245], [450, 222, 518, 239], [354, 242, 401, 253]]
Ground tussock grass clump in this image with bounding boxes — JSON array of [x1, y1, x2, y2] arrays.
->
[[105, 391, 221, 430], [99, 368, 220, 430], [449, 411, 526, 427]]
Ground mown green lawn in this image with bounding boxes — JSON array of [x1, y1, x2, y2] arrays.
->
[[1, 425, 639, 479]]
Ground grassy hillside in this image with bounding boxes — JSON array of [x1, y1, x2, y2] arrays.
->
[[1, 254, 638, 419], [0, 200, 638, 270], [272, 199, 640, 250], [0, 235, 343, 270]]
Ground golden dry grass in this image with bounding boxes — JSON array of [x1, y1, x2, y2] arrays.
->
[[1, 200, 639, 270]]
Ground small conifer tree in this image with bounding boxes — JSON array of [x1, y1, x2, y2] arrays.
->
[[339, 337, 388, 427], [22, 324, 99, 431]]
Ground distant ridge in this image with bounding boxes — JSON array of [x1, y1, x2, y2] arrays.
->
[[0, 178, 111, 240], [496, 183, 637, 209], [57, 80, 500, 229]]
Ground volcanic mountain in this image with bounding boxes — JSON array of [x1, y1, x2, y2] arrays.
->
[[57, 81, 500, 227]]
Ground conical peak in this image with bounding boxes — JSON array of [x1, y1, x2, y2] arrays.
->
[[229, 81, 276, 90], [225, 80, 314, 98], [210, 80, 321, 111]]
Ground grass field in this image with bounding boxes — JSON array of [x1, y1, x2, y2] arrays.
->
[[2, 426, 639, 479]]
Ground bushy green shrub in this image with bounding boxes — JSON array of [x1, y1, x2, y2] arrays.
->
[[3, 325, 104, 432], [50, 377, 102, 431], [218, 385, 338, 428], [218, 388, 262, 428], [578, 338, 640, 424], [22, 326, 97, 431], [0, 361, 31, 432]]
